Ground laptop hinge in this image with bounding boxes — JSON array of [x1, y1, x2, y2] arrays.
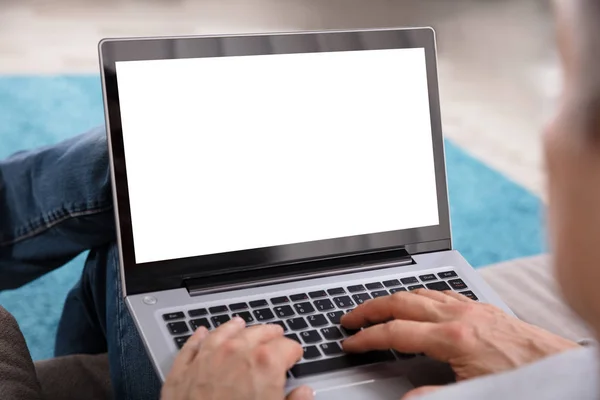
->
[[185, 248, 413, 297]]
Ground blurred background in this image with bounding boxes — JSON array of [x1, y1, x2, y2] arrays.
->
[[0, 0, 555, 360], [1, 0, 557, 197]]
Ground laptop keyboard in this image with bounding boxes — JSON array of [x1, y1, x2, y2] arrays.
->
[[162, 269, 478, 378]]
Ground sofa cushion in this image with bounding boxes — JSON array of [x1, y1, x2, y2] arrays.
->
[[0, 306, 42, 400], [479, 254, 593, 342]]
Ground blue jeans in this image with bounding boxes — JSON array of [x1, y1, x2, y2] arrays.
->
[[0, 127, 161, 399]]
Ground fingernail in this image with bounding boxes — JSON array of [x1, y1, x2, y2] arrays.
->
[[232, 316, 246, 325], [301, 386, 315, 399], [200, 328, 209, 339], [189, 326, 209, 344]]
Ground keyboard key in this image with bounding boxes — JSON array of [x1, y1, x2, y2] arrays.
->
[[327, 287, 346, 296], [408, 285, 425, 291], [307, 314, 328, 327], [460, 291, 479, 301], [352, 293, 372, 305], [271, 296, 289, 305], [309, 290, 327, 299], [286, 333, 301, 343], [314, 299, 335, 311], [320, 342, 344, 356], [382, 279, 401, 288], [249, 299, 268, 308], [371, 290, 389, 298], [448, 279, 468, 290], [301, 330, 322, 344], [333, 296, 355, 309], [365, 282, 383, 290], [347, 285, 366, 293], [211, 315, 230, 327], [274, 305, 295, 318], [167, 321, 189, 335], [419, 274, 437, 282], [268, 320, 288, 331], [287, 317, 309, 331], [294, 302, 315, 315], [438, 271, 458, 279], [190, 318, 211, 331], [229, 302, 248, 311], [400, 277, 418, 285], [163, 312, 185, 321], [321, 326, 343, 340], [253, 308, 275, 321], [209, 305, 228, 314], [174, 335, 191, 349], [303, 346, 321, 360], [426, 281, 451, 291], [291, 351, 395, 377], [390, 287, 407, 294], [326, 311, 344, 325], [188, 308, 207, 317], [342, 326, 360, 336], [232, 311, 255, 324], [290, 293, 309, 302]]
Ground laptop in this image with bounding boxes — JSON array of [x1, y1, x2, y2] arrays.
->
[[99, 27, 513, 399]]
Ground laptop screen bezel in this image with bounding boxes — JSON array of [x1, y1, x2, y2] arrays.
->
[[99, 27, 452, 295]]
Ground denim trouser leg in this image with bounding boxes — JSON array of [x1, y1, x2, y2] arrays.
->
[[58, 243, 161, 399], [0, 127, 160, 399], [0, 127, 114, 287]]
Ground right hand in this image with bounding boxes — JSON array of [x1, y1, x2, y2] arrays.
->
[[341, 290, 578, 383], [161, 317, 314, 400]]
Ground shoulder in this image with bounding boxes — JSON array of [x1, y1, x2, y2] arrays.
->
[[418, 346, 600, 400]]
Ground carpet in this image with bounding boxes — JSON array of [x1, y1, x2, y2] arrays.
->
[[0, 75, 545, 361]]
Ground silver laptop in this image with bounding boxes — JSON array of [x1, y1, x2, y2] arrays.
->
[[99, 27, 513, 399]]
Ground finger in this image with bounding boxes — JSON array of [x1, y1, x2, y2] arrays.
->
[[259, 337, 304, 371], [411, 288, 459, 303], [442, 290, 472, 302], [342, 319, 444, 357], [201, 316, 246, 349], [286, 386, 315, 400], [341, 292, 444, 329], [401, 385, 442, 399], [169, 326, 209, 375], [239, 323, 285, 346]]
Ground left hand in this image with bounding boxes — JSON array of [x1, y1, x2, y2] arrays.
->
[[161, 317, 314, 400]]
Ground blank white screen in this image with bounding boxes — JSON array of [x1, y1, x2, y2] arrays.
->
[[116, 48, 439, 264]]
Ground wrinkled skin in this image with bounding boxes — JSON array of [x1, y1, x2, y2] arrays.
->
[[161, 318, 312, 400], [341, 289, 578, 398], [161, 1, 600, 398]]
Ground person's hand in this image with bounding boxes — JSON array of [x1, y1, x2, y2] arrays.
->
[[161, 317, 314, 400], [341, 290, 579, 398]]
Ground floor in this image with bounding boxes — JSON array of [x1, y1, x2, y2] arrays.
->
[[0, 0, 558, 199]]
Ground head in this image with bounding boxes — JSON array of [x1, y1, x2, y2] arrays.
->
[[545, 0, 600, 331]]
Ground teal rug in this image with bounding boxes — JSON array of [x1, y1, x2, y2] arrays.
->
[[0, 75, 545, 361]]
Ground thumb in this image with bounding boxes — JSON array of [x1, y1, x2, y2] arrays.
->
[[286, 385, 314, 400], [401, 385, 442, 399]]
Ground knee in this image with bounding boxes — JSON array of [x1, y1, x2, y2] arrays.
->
[[74, 126, 109, 169], [62, 126, 111, 200]]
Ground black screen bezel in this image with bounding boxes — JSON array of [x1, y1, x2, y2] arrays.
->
[[99, 28, 452, 295]]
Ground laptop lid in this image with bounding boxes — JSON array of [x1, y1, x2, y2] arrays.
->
[[99, 28, 451, 296]]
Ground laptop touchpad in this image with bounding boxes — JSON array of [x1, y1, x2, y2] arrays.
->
[[314, 376, 414, 400]]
